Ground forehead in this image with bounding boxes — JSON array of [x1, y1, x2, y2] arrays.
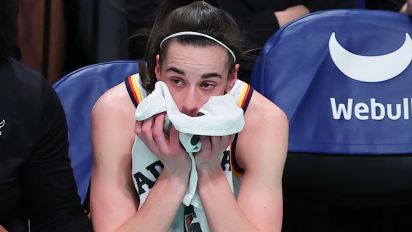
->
[[161, 41, 230, 73]]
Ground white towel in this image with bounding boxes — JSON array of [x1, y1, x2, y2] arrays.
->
[[132, 81, 244, 230], [135, 81, 245, 136]]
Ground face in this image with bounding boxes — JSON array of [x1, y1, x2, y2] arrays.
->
[[155, 41, 238, 116]]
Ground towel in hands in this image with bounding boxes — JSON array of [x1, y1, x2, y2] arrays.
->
[[131, 81, 244, 230]]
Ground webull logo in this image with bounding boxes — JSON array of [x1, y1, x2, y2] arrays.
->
[[329, 32, 412, 82], [330, 98, 412, 120], [328, 33, 412, 121]]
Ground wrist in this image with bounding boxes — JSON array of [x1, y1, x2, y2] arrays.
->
[[195, 154, 222, 174], [161, 166, 190, 185], [161, 152, 192, 179], [197, 164, 225, 184]]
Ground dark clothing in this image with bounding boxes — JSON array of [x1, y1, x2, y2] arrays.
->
[[365, 0, 405, 11], [300, 0, 356, 11], [125, 0, 159, 60], [216, 0, 354, 83], [0, 60, 92, 231]]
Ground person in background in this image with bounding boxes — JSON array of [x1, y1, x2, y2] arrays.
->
[[18, 0, 66, 84], [0, 0, 93, 231], [400, 0, 412, 14]]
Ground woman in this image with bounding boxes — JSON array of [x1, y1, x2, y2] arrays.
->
[[90, 1, 288, 231]]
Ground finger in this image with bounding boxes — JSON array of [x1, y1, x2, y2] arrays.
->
[[135, 120, 142, 135], [210, 135, 234, 153], [210, 136, 222, 152], [152, 114, 169, 154], [200, 135, 212, 152], [140, 116, 154, 138], [140, 117, 160, 153], [228, 134, 235, 144], [222, 134, 235, 147], [169, 125, 183, 152]]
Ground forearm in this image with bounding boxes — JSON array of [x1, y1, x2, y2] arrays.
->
[[274, 4, 310, 27], [400, 0, 412, 15], [116, 171, 188, 232], [198, 167, 258, 232]]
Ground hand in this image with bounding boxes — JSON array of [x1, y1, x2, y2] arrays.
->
[[274, 4, 310, 27], [0, 225, 7, 232], [194, 135, 235, 173], [400, 0, 412, 15], [135, 113, 191, 177]]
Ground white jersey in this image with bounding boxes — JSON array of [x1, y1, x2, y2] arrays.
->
[[125, 73, 253, 231]]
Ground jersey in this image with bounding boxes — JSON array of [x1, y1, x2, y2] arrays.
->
[[125, 73, 253, 231]]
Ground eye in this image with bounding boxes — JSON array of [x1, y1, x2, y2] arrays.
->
[[169, 77, 184, 87], [200, 81, 216, 90]]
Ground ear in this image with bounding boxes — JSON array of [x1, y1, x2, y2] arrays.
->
[[225, 63, 239, 93], [155, 54, 161, 81]]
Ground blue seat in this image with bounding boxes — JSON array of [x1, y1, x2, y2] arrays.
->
[[251, 9, 412, 205], [53, 61, 139, 203]]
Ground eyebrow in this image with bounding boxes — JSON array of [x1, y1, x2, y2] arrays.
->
[[166, 67, 185, 75], [166, 66, 222, 79]]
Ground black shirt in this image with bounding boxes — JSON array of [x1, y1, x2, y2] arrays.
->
[[0, 60, 92, 231]]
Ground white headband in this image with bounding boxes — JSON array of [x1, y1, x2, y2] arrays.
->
[[159, 31, 236, 63]]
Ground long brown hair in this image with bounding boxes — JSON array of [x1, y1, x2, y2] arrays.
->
[[139, 1, 243, 92]]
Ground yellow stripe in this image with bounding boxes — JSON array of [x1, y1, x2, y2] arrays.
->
[[130, 75, 142, 103], [237, 85, 249, 107]]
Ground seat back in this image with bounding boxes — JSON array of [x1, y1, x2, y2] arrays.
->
[[251, 9, 412, 204], [53, 61, 139, 203]]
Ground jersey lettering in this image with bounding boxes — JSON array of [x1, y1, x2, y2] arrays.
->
[[133, 160, 164, 194], [220, 150, 231, 172], [184, 205, 202, 232]]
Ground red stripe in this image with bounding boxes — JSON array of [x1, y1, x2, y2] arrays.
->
[[128, 76, 139, 104], [240, 85, 251, 108]]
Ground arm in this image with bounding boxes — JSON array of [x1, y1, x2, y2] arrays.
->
[[400, 0, 412, 15], [22, 81, 91, 231], [90, 84, 139, 232], [196, 92, 288, 231], [235, 92, 287, 231], [90, 84, 190, 232], [274, 4, 310, 27]]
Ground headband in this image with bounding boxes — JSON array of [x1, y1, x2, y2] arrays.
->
[[159, 31, 236, 63]]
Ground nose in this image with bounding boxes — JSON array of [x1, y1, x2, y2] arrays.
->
[[180, 89, 202, 117], [181, 98, 200, 117]]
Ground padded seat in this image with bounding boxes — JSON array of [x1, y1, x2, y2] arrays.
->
[[250, 9, 412, 205], [53, 60, 139, 203]]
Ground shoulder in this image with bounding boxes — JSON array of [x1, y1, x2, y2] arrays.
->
[[92, 82, 135, 120], [93, 73, 145, 117], [245, 90, 288, 131], [91, 82, 138, 175], [91, 82, 137, 147], [0, 60, 61, 130], [236, 90, 288, 170], [0, 60, 48, 99], [0, 60, 59, 116]]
